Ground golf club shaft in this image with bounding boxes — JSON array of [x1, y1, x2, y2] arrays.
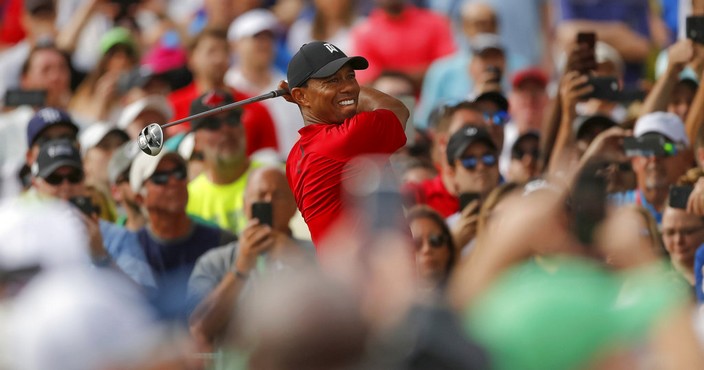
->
[[161, 89, 288, 129]]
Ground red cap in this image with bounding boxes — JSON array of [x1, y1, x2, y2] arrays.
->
[[511, 68, 548, 89]]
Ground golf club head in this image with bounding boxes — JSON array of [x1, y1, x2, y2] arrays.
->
[[138, 123, 163, 156]]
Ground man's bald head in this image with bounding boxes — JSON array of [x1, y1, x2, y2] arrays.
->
[[461, 2, 498, 37], [245, 166, 298, 231]]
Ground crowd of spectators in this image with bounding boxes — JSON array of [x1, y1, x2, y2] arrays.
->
[[4, 0, 704, 369]]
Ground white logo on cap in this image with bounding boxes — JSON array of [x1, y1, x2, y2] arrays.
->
[[323, 43, 338, 53], [47, 144, 73, 158], [38, 108, 61, 123], [464, 127, 478, 136]]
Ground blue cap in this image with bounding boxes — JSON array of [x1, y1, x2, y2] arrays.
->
[[27, 108, 78, 147]]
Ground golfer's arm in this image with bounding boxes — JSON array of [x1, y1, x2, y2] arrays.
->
[[357, 86, 410, 129]]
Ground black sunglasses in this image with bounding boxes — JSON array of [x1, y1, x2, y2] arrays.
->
[[413, 234, 447, 249], [149, 167, 187, 185], [512, 148, 540, 160], [460, 153, 497, 170], [44, 170, 83, 185]]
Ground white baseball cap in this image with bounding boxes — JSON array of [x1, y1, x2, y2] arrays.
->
[[129, 150, 186, 193], [117, 95, 173, 131], [227, 9, 279, 41], [634, 111, 690, 147], [9, 268, 164, 370], [0, 198, 90, 271], [78, 122, 129, 155]]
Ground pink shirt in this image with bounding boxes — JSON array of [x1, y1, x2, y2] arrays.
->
[[350, 5, 456, 84]]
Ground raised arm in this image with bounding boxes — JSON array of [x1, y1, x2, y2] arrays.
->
[[356, 86, 410, 129], [641, 40, 695, 115]]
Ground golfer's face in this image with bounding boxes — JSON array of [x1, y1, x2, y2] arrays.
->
[[306, 64, 360, 124]]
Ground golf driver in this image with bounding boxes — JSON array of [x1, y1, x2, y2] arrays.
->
[[137, 88, 288, 156]]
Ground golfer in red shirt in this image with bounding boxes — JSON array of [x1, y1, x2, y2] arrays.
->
[[279, 41, 410, 249]]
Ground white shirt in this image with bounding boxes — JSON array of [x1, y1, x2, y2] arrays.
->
[[0, 106, 35, 199]]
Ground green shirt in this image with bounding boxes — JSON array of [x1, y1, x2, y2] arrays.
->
[[186, 163, 261, 235], [464, 256, 689, 370]]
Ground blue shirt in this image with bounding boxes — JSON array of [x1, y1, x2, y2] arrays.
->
[[609, 189, 663, 225], [99, 220, 156, 288], [137, 221, 235, 320], [694, 244, 704, 303], [555, 0, 650, 87], [415, 51, 528, 128]]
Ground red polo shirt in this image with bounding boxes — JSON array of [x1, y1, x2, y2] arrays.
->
[[286, 109, 406, 248], [402, 174, 459, 217], [350, 5, 456, 84], [168, 82, 278, 155]]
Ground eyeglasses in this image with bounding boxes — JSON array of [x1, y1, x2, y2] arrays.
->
[[483, 111, 510, 126], [44, 170, 83, 185], [148, 167, 187, 185], [460, 153, 497, 170], [512, 148, 540, 160], [413, 234, 448, 249]]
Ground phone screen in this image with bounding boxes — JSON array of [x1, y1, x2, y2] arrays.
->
[[5, 89, 46, 107], [459, 192, 481, 211], [584, 76, 620, 101], [251, 202, 273, 227], [69, 196, 97, 216], [687, 16, 704, 44], [669, 185, 694, 209], [576, 32, 596, 73]]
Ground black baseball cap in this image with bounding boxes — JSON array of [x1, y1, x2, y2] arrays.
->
[[189, 89, 242, 130], [287, 41, 369, 88], [32, 139, 82, 179], [446, 125, 497, 164]]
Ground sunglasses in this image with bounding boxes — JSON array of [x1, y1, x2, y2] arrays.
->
[[512, 148, 540, 160], [148, 167, 187, 185], [413, 234, 448, 249], [44, 170, 83, 185], [460, 153, 497, 170], [483, 111, 510, 126]]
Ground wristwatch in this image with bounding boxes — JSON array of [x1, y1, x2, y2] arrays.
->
[[92, 253, 112, 268]]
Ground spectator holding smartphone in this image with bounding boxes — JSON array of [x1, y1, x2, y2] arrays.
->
[[188, 166, 314, 349], [445, 125, 501, 251], [28, 139, 157, 288]]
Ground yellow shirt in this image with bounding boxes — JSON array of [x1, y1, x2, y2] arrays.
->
[[186, 164, 261, 234]]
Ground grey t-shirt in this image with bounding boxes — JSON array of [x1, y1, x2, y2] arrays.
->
[[187, 239, 315, 305]]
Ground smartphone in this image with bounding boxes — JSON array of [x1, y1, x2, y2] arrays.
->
[[69, 196, 97, 217], [623, 136, 667, 157], [669, 185, 694, 209], [584, 76, 620, 101], [251, 202, 273, 227], [576, 32, 596, 49], [687, 16, 704, 44], [576, 32, 596, 73], [570, 160, 607, 247], [4, 89, 46, 107], [459, 192, 481, 211]]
